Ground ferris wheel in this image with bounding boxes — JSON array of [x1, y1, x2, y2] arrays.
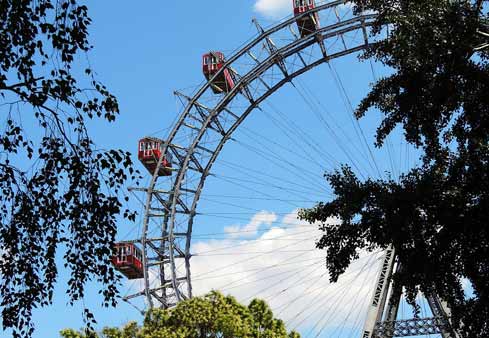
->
[[124, 0, 379, 307], [110, 1, 458, 337]]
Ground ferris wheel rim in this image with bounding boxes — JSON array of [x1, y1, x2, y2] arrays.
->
[[133, 0, 379, 310]]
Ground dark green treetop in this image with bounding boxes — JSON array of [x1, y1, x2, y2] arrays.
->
[[299, 1, 488, 336]]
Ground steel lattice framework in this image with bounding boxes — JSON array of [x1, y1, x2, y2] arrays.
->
[[373, 317, 450, 337], [124, 0, 378, 309], [361, 247, 460, 338]]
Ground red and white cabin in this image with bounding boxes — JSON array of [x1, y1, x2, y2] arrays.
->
[[293, 0, 320, 37], [138, 137, 173, 176], [202, 51, 235, 94], [112, 242, 144, 280]]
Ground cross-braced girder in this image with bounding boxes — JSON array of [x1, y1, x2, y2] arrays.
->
[[373, 317, 450, 337]]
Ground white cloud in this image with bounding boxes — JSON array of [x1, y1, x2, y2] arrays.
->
[[224, 210, 277, 238], [254, 0, 291, 18], [191, 210, 384, 335]]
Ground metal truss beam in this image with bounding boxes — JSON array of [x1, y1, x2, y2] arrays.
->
[[246, 51, 273, 89], [252, 18, 290, 79], [231, 70, 256, 104], [475, 29, 489, 51], [362, 246, 396, 338], [373, 317, 451, 338], [174, 91, 227, 135]]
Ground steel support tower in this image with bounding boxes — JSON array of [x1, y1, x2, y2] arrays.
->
[[361, 246, 460, 338]]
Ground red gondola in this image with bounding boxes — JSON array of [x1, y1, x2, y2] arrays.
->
[[138, 137, 173, 176], [293, 0, 320, 37], [112, 242, 144, 279], [202, 51, 236, 94]]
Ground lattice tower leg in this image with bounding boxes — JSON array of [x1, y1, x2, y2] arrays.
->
[[159, 211, 170, 308], [383, 264, 403, 338], [360, 247, 461, 338], [425, 293, 460, 338], [361, 245, 396, 338]]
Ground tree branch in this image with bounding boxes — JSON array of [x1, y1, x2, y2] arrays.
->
[[0, 83, 80, 155], [37, 104, 79, 155], [0, 77, 44, 91]]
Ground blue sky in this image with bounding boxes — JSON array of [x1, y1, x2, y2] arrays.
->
[[3, 1, 432, 337]]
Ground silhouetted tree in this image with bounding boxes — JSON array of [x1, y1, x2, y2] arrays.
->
[[300, 1, 488, 337], [0, 1, 139, 337]]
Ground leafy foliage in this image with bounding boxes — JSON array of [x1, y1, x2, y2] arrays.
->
[[299, 0, 488, 336], [0, 1, 139, 337], [60, 291, 300, 338]]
